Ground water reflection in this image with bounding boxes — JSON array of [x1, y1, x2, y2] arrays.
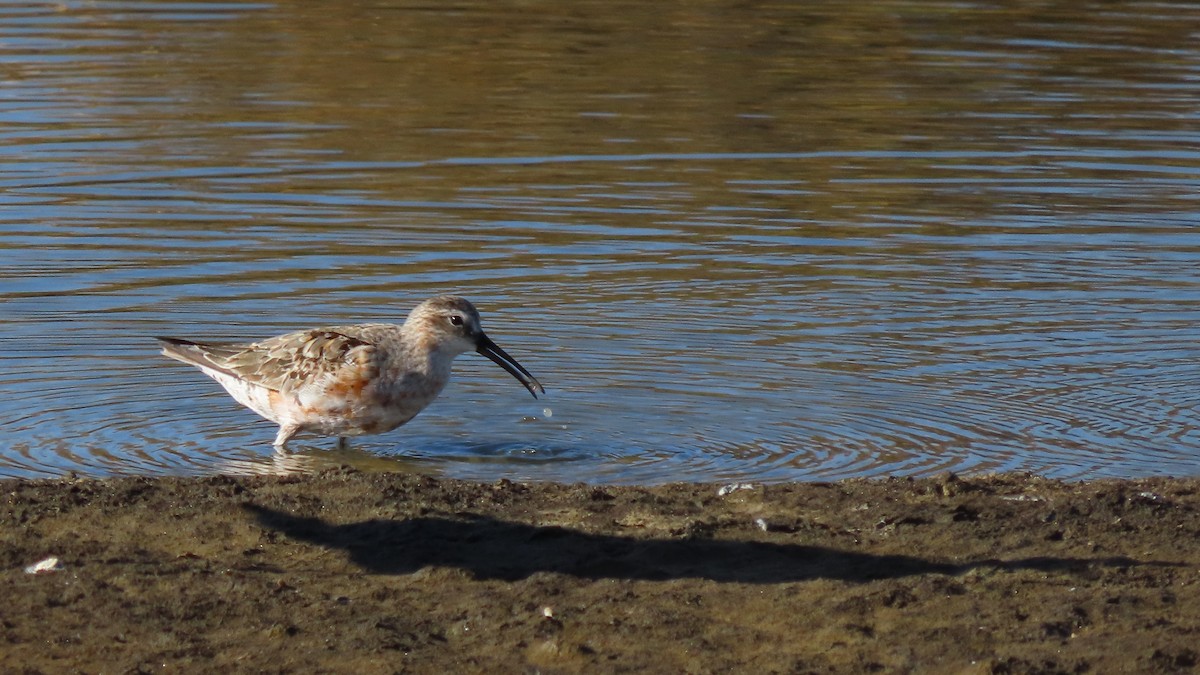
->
[[2, 0, 1200, 482]]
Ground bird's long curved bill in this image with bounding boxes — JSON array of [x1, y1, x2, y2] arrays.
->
[[476, 333, 545, 398]]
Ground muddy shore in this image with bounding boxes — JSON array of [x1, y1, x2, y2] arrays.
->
[[2, 470, 1198, 673]]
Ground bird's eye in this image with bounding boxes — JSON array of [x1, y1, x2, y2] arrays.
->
[[448, 315, 464, 327]]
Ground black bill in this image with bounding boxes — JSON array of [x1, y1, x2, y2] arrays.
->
[[476, 332, 545, 398]]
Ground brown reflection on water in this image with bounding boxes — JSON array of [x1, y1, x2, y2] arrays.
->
[[13, 0, 1188, 239], [6, 0, 1198, 304], [29, 1, 1197, 158]]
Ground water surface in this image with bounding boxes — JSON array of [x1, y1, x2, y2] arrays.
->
[[3, 0, 1200, 483]]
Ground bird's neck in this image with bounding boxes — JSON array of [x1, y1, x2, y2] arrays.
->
[[390, 329, 456, 381]]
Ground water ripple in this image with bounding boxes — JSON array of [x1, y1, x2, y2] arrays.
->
[[3, 0, 1200, 482]]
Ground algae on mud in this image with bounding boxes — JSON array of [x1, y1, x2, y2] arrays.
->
[[2, 470, 1198, 673]]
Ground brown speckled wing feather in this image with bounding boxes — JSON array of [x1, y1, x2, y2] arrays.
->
[[201, 328, 379, 393]]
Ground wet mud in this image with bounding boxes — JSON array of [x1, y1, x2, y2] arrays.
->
[[2, 470, 1198, 673]]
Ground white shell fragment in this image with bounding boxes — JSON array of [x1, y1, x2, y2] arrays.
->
[[718, 483, 757, 496], [24, 556, 61, 575]]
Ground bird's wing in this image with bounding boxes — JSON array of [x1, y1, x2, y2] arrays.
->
[[161, 328, 379, 393]]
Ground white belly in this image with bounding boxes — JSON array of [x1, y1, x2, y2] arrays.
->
[[207, 368, 448, 438]]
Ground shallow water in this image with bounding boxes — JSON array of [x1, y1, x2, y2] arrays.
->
[[3, 0, 1200, 483]]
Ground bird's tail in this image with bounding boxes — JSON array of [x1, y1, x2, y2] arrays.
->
[[155, 337, 239, 379]]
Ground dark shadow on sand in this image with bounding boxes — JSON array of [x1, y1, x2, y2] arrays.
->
[[245, 503, 1171, 583]]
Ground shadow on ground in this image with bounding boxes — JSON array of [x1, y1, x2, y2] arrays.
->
[[244, 503, 1163, 583]]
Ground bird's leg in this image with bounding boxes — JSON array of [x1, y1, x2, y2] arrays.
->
[[273, 423, 300, 449], [336, 436, 349, 450]]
